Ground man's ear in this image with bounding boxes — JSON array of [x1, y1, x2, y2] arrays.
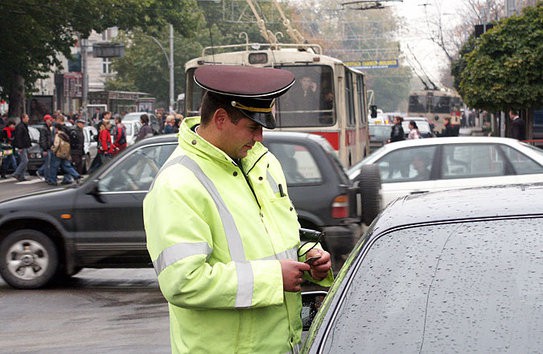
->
[[212, 108, 229, 130]]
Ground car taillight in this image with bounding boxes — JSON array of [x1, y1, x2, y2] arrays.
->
[[331, 194, 349, 219]]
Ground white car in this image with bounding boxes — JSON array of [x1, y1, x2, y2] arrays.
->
[[83, 126, 98, 173], [122, 120, 142, 146], [402, 116, 435, 138], [122, 112, 160, 134], [349, 136, 543, 208]]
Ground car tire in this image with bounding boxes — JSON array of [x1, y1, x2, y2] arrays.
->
[[0, 230, 59, 289], [356, 164, 382, 226]]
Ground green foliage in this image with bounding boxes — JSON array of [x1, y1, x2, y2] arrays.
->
[[0, 0, 200, 100], [458, 3, 543, 111], [107, 24, 213, 108], [290, 0, 412, 112]]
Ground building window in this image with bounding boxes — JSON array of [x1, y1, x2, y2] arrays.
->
[[103, 58, 112, 74]]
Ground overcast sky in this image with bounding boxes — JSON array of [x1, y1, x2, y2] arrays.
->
[[391, 0, 464, 87]]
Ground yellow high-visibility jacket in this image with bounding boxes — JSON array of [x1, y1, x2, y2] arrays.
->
[[144, 117, 333, 354]]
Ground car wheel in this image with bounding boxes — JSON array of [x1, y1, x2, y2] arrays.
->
[[0, 230, 59, 289], [356, 164, 382, 226]]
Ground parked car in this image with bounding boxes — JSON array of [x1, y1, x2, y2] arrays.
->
[[0, 132, 380, 289], [348, 136, 543, 208], [301, 183, 543, 352], [368, 124, 392, 153], [122, 112, 160, 135]]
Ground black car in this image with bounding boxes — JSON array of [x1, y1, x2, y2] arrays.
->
[[0, 132, 380, 289], [302, 183, 543, 353]]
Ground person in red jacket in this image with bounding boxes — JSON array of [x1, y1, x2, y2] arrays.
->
[[89, 119, 114, 174], [1, 120, 17, 179], [112, 116, 127, 154]]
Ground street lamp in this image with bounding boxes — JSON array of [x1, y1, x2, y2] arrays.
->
[[148, 24, 175, 113]]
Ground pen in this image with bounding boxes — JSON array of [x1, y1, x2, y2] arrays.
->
[[278, 184, 285, 197]]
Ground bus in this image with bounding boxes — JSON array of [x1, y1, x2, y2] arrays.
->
[[407, 90, 463, 134], [184, 42, 370, 167]]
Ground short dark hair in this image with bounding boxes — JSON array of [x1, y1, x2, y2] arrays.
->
[[200, 91, 242, 126], [140, 114, 149, 124]]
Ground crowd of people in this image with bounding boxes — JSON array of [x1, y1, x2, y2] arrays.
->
[[0, 108, 184, 184]]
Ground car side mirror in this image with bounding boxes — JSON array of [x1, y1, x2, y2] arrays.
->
[[83, 179, 105, 203], [301, 291, 328, 331]]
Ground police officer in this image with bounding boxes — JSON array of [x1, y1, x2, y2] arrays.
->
[[144, 65, 333, 354]]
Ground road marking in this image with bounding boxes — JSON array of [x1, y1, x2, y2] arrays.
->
[[0, 178, 44, 185]]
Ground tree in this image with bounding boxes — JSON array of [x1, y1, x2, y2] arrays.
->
[[106, 0, 283, 108], [107, 25, 214, 109], [288, 0, 412, 112], [0, 0, 200, 118], [457, 3, 543, 111]]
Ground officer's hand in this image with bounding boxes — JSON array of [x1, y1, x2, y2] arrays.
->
[[280, 260, 310, 292], [306, 249, 332, 281]]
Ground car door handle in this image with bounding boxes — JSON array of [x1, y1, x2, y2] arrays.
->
[[410, 191, 428, 195]]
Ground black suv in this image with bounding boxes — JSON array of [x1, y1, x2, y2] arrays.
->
[[0, 132, 380, 289]]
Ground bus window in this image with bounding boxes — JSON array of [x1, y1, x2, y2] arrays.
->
[[357, 75, 367, 125], [185, 69, 205, 117], [275, 65, 334, 127]]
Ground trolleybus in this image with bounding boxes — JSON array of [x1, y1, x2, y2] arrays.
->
[[407, 89, 463, 134], [184, 42, 370, 167]]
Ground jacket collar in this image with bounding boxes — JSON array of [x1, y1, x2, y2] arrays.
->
[[180, 117, 268, 170]]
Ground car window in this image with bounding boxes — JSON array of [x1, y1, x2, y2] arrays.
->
[[376, 146, 436, 182], [499, 144, 543, 174], [321, 218, 543, 352], [441, 144, 507, 179], [98, 143, 176, 192], [267, 142, 322, 184]]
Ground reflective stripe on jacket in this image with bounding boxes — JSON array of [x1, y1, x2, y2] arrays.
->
[[144, 117, 332, 354]]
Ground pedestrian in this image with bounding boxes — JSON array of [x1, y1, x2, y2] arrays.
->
[[36, 114, 55, 180], [441, 117, 457, 137], [135, 114, 153, 142], [144, 65, 333, 354], [1, 120, 17, 179], [509, 110, 526, 140], [163, 114, 177, 134], [407, 120, 421, 139], [12, 113, 32, 181], [88, 119, 114, 173], [69, 118, 86, 175], [112, 116, 127, 154], [388, 115, 405, 142], [48, 116, 80, 185]]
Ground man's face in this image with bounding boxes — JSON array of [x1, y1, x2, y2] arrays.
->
[[301, 77, 313, 91], [45, 119, 53, 126], [22, 115, 29, 123], [221, 114, 263, 159]]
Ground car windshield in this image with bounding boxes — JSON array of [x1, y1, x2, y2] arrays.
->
[[319, 218, 543, 352]]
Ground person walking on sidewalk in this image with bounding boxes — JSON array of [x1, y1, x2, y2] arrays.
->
[[36, 114, 55, 180], [1, 120, 17, 179], [69, 118, 86, 174], [12, 114, 31, 181]]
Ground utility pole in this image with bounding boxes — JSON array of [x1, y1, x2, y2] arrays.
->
[[169, 24, 175, 114], [149, 25, 175, 113]]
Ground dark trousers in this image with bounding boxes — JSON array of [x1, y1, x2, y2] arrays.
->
[[71, 153, 84, 175]]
